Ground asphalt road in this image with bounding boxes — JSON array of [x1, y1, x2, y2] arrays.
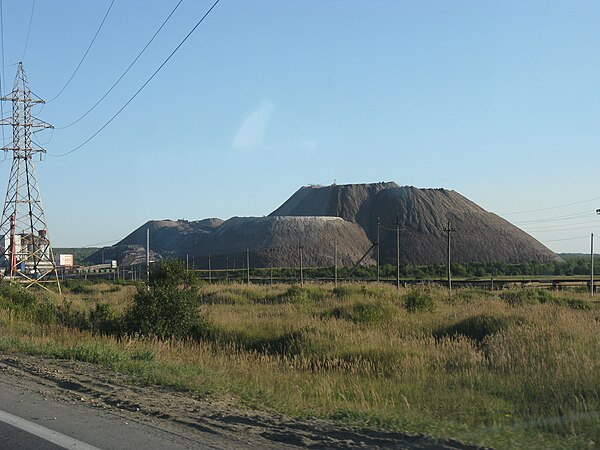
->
[[0, 380, 238, 450], [0, 352, 479, 450]]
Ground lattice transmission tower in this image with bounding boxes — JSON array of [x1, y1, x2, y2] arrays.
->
[[0, 62, 60, 292]]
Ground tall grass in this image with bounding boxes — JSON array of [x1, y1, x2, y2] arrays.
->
[[0, 282, 598, 449]]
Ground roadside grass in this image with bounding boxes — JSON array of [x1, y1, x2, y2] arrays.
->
[[0, 282, 599, 449]]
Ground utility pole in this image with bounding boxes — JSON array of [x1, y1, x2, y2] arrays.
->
[[591, 233, 594, 297], [396, 215, 400, 290], [299, 242, 304, 287], [376, 217, 381, 283], [115, 248, 119, 281], [225, 256, 229, 283], [186, 254, 189, 272], [0, 63, 60, 293], [246, 248, 250, 285], [146, 228, 150, 290], [443, 221, 455, 296], [208, 254, 212, 284], [594, 209, 600, 296], [269, 248, 273, 285], [334, 238, 338, 288]]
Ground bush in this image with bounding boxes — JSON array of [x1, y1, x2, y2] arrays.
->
[[562, 298, 594, 310], [434, 313, 522, 342], [0, 284, 37, 309], [57, 300, 89, 330], [403, 290, 435, 313], [33, 299, 58, 325], [89, 302, 120, 335], [64, 279, 94, 295], [323, 301, 395, 325], [281, 285, 310, 304], [192, 322, 314, 356], [499, 288, 552, 306], [125, 260, 201, 339]]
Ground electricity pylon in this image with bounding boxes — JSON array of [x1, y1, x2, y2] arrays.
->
[[0, 62, 60, 292]]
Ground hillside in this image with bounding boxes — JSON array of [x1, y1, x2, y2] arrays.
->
[[194, 216, 373, 268], [93, 182, 558, 267], [88, 219, 222, 264], [270, 183, 558, 264]]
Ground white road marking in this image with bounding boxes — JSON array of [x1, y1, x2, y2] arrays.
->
[[0, 408, 101, 450]]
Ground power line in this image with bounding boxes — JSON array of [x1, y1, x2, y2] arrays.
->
[[527, 224, 600, 233], [542, 235, 589, 243], [80, 238, 120, 248], [49, 0, 221, 158], [21, 0, 35, 61], [32, 128, 54, 146], [47, 0, 115, 103], [501, 197, 600, 216], [522, 218, 600, 232], [55, 0, 184, 130], [0, 0, 5, 147], [513, 210, 593, 225]]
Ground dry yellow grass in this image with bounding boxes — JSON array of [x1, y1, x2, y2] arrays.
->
[[1, 281, 599, 449]]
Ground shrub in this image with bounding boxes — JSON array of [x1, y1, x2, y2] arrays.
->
[[125, 260, 201, 339], [64, 279, 94, 295], [57, 300, 89, 330], [198, 324, 314, 356], [323, 301, 395, 325], [435, 313, 521, 342], [499, 288, 552, 306], [89, 302, 120, 335], [563, 298, 594, 310], [403, 290, 435, 313], [33, 299, 58, 325], [0, 284, 37, 309], [281, 285, 310, 304]]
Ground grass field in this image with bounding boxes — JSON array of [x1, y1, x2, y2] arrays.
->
[[0, 281, 599, 449]]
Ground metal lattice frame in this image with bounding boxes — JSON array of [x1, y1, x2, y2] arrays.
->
[[0, 62, 60, 293]]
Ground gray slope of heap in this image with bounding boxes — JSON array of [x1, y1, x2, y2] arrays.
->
[[195, 215, 374, 268], [270, 183, 558, 264], [88, 218, 223, 264]]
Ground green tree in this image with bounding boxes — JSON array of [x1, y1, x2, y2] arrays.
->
[[125, 260, 200, 339]]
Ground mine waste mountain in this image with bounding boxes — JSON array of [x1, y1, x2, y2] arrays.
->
[[91, 182, 559, 268]]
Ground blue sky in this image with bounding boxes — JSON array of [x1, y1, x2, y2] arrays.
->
[[0, 0, 598, 252]]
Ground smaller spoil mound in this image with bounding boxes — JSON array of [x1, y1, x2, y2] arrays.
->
[[88, 218, 223, 264], [193, 216, 374, 268]]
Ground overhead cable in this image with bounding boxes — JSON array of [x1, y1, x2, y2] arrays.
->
[[521, 218, 600, 231], [526, 224, 600, 233], [46, 0, 115, 103], [56, 0, 184, 129], [49, 0, 221, 157], [0, 0, 5, 147], [501, 197, 600, 216], [541, 235, 589, 243], [513, 210, 594, 225]]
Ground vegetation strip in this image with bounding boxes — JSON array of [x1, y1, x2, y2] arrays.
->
[[0, 260, 598, 449]]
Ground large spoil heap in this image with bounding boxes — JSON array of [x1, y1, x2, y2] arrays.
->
[[95, 182, 558, 267], [270, 182, 558, 264]]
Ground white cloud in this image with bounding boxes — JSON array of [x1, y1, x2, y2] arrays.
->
[[232, 101, 274, 149]]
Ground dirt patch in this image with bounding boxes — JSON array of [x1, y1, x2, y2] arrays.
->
[[0, 352, 481, 449]]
